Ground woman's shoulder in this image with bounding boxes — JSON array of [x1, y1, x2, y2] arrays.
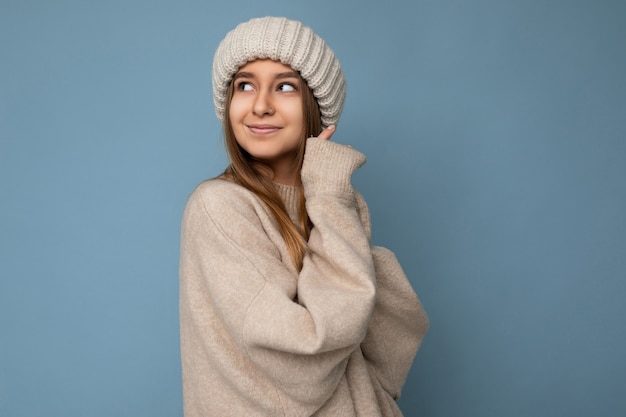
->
[[184, 177, 266, 221], [192, 176, 243, 195]]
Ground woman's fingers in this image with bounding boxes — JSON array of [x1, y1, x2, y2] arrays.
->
[[317, 125, 336, 141]]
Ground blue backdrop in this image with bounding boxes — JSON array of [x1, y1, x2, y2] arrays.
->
[[1, 1, 625, 416]]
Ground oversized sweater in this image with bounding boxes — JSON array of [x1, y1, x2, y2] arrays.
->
[[179, 138, 429, 416]]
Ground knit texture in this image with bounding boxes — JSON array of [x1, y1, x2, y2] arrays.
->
[[179, 139, 429, 416], [212, 16, 346, 128]]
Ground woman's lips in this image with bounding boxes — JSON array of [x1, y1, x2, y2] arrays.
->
[[247, 124, 281, 135]]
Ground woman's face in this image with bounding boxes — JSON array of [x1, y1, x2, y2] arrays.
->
[[229, 59, 304, 179]]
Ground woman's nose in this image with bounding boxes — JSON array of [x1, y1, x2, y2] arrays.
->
[[252, 91, 274, 116]]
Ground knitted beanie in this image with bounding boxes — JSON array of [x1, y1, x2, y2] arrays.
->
[[212, 16, 346, 128]]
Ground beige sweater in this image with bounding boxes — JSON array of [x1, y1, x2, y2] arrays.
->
[[179, 138, 429, 416]]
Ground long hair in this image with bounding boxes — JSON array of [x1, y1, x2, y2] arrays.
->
[[221, 72, 322, 270]]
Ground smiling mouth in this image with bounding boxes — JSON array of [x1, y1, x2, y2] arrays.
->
[[247, 124, 282, 135]]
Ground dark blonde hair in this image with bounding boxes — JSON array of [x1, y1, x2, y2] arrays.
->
[[222, 71, 322, 270]]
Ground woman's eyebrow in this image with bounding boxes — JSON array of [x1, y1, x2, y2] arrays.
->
[[233, 71, 299, 80], [275, 71, 299, 80], [233, 72, 253, 80]]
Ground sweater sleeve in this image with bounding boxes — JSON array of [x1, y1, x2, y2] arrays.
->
[[353, 190, 429, 400], [180, 138, 375, 413], [363, 246, 429, 400]]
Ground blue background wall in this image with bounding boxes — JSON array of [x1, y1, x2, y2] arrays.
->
[[1, 1, 625, 416]]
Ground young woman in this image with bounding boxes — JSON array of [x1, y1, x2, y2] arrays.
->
[[179, 16, 429, 417]]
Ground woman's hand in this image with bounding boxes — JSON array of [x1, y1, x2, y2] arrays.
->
[[317, 125, 336, 141], [316, 125, 352, 148]]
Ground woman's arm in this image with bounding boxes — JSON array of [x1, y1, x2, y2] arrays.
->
[[180, 138, 375, 412], [353, 189, 429, 400], [362, 246, 429, 400]]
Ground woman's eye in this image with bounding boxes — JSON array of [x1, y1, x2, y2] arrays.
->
[[278, 83, 296, 92], [237, 82, 254, 91]]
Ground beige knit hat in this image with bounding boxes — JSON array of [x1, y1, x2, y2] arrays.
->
[[212, 16, 346, 128]]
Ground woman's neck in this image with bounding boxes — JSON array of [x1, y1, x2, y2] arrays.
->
[[258, 159, 299, 186]]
